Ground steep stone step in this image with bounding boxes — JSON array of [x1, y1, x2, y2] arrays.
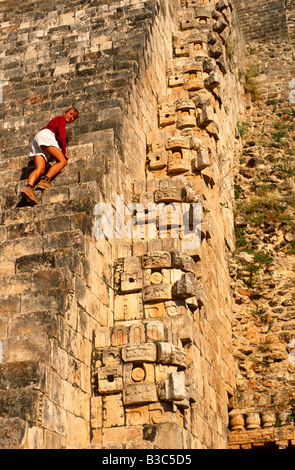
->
[[0, 360, 46, 391], [0, 417, 27, 449], [0, 388, 41, 423]]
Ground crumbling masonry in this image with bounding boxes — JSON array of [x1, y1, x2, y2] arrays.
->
[[0, 0, 294, 449]]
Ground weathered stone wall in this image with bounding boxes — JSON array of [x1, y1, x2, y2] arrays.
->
[[286, 0, 295, 34], [233, 0, 289, 39], [0, 0, 180, 448], [228, 12, 295, 449], [90, 0, 245, 450], [0, 0, 245, 449]]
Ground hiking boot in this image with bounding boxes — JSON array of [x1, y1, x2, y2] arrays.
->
[[21, 186, 38, 205], [35, 177, 51, 190]]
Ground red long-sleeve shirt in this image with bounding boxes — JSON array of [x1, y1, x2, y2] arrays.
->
[[42, 115, 67, 154]]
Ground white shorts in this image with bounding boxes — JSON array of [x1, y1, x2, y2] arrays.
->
[[29, 129, 61, 162]]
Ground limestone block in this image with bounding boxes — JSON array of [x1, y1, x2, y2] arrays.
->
[[216, 0, 230, 10], [181, 18, 198, 30], [184, 373, 198, 403], [161, 269, 171, 284], [167, 153, 191, 174], [172, 252, 195, 272], [165, 137, 190, 151], [146, 320, 166, 342], [188, 40, 208, 58], [102, 348, 121, 367], [206, 121, 220, 140], [183, 61, 204, 91], [148, 150, 168, 170], [122, 343, 157, 363], [120, 270, 143, 293], [146, 178, 160, 192], [172, 36, 190, 57], [125, 405, 149, 426], [68, 143, 93, 160], [150, 272, 163, 284], [114, 293, 143, 321], [175, 99, 197, 129], [143, 284, 172, 303], [176, 112, 197, 129], [184, 74, 204, 92], [195, 283, 206, 307], [197, 103, 214, 126], [180, 185, 198, 204], [26, 425, 44, 449], [132, 240, 148, 257], [129, 322, 146, 344], [216, 56, 226, 74], [245, 412, 261, 430], [229, 412, 245, 431], [165, 300, 188, 317], [139, 191, 154, 206], [95, 327, 111, 348], [161, 238, 181, 253], [172, 311, 195, 344], [185, 296, 199, 311], [158, 203, 182, 230], [103, 394, 124, 427], [192, 148, 210, 171], [208, 43, 223, 59], [158, 102, 176, 127], [149, 402, 177, 424], [144, 302, 166, 319], [111, 325, 128, 346], [98, 377, 123, 395], [2, 333, 50, 363], [173, 273, 196, 299], [175, 99, 196, 112], [91, 396, 102, 429], [133, 180, 146, 196], [97, 365, 123, 381], [154, 187, 183, 203], [168, 74, 185, 88], [157, 372, 187, 402], [147, 239, 164, 252], [142, 251, 172, 269], [187, 29, 207, 44], [143, 268, 152, 286], [204, 71, 221, 89], [159, 177, 182, 191], [213, 16, 228, 34], [123, 363, 154, 386], [261, 411, 276, 428], [123, 256, 142, 272], [157, 342, 186, 368], [189, 136, 203, 151], [102, 426, 142, 448], [123, 383, 158, 405]]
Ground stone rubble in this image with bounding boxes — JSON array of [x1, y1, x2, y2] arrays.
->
[[229, 35, 295, 449]]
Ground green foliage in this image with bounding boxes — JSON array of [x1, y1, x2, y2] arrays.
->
[[237, 250, 273, 288], [235, 226, 246, 248], [277, 163, 295, 177], [239, 195, 288, 226], [253, 252, 273, 265], [243, 64, 264, 101], [237, 121, 249, 137], [234, 184, 244, 200], [287, 240, 295, 255]]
